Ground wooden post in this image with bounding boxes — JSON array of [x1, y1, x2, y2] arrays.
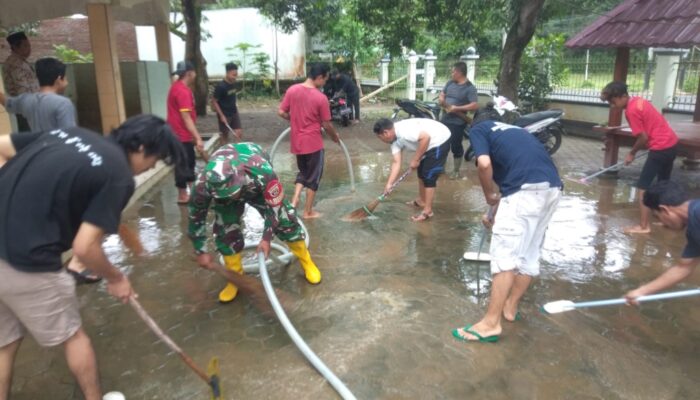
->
[[155, 22, 173, 71], [604, 47, 630, 167], [87, 3, 127, 134]]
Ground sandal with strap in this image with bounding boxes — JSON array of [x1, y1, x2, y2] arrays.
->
[[411, 211, 434, 222], [451, 324, 500, 343]]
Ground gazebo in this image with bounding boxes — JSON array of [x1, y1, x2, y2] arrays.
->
[[0, 0, 172, 134], [566, 0, 700, 168]]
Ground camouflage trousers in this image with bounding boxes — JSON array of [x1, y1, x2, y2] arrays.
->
[[212, 198, 305, 256]]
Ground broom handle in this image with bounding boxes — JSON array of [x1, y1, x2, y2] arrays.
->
[[129, 297, 210, 383], [583, 151, 648, 181], [379, 168, 413, 200]]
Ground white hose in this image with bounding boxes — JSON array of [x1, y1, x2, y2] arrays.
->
[[257, 252, 357, 400], [268, 127, 356, 192]]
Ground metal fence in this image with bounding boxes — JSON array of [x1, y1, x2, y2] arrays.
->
[[671, 60, 699, 112], [358, 56, 698, 111]]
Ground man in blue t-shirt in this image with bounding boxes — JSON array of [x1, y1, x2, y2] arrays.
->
[[452, 106, 562, 343], [626, 181, 700, 303]]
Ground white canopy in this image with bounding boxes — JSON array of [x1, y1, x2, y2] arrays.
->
[[0, 0, 169, 27]]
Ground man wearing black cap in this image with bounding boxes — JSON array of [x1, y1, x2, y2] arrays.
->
[[2, 32, 39, 131], [167, 60, 205, 204]]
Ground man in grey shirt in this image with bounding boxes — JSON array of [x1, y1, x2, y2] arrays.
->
[[0, 57, 75, 132], [0, 57, 96, 284], [438, 61, 478, 179]]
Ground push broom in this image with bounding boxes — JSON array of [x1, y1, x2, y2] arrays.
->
[[117, 224, 222, 399], [344, 168, 412, 221], [541, 288, 700, 314], [567, 151, 648, 185]]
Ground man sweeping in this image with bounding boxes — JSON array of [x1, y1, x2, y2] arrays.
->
[[452, 106, 562, 343], [188, 142, 322, 304], [625, 181, 700, 303], [0, 115, 187, 399], [373, 117, 450, 222]]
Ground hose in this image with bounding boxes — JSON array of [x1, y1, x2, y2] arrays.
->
[[257, 252, 357, 400], [268, 127, 356, 192]]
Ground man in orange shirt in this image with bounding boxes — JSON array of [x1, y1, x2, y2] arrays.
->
[[167, 61, 205, 204], [601, 81, 679, 234]]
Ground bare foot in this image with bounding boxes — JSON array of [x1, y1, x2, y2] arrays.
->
[[303, 211, 322, 219], [624, 225, 650, 234]]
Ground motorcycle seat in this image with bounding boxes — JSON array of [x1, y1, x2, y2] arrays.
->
[[513, 109, 563, 127]]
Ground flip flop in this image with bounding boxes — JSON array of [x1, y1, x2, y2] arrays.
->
[[67, 268, 103, 285], [411, 211, 434, 222], [451, 324, 499, 343], [504, 311, 523, 322]]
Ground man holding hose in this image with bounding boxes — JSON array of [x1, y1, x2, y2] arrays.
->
[[0, 115, 187, 400], [188, 142, 322, 304], [452, 106, 562, 343]]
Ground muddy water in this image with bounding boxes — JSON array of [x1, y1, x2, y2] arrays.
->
[[10, 133, 700, 400]]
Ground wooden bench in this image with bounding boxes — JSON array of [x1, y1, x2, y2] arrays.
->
[[595, 120, 700, 170]]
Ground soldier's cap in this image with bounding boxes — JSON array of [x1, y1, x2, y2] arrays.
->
[[204, 158, 241, 199]]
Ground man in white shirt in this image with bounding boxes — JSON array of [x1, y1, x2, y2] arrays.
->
[[373, 118, 451, 221]]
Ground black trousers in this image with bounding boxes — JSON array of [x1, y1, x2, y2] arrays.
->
[[175, 142, 196, 189]]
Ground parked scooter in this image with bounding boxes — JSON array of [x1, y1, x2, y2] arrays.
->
[[490, 93, 564, 155], [328, 92, 353, 126]]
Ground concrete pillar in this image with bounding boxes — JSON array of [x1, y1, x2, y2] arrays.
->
[[87, 3, 127, 134], [380, 54, 391, 86], [460, 47, 479, 83], [407, 50, 418, 100], [154, 22, 173, 71], [423, 49, 437, 99], [651, 48, 686, 111]]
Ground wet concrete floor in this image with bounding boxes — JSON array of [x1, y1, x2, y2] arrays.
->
[[10, 108, 700, 399]]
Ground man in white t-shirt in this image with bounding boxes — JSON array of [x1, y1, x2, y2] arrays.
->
[[373, 118, 451, 221]]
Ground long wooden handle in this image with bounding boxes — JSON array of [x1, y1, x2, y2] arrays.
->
[[379, 168, 412, 200], [129, 297, 210, 383]]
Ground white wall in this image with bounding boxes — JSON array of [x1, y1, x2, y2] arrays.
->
[[136, 8, 307, 79]]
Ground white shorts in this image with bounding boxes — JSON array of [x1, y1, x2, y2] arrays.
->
[[490, 182, 561, 276]]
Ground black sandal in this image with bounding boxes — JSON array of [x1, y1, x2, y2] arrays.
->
[[67, 268, 103, 284]]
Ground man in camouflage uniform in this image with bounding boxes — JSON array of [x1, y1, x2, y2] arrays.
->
[[188, 142, 322, 303]]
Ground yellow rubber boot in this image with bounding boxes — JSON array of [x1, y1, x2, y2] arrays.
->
[[287, 240, 321, 284], [218, 253, 243, 303]]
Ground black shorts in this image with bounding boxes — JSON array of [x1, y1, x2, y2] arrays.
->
[[417, 140, 450, 188], [636, 145, 677, 190], [295, 149, 325, 191], [218, 113, 241, 137]]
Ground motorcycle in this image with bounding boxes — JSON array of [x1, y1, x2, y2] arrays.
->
[[390, 89, 565, 158], [328, 92, 353, 127], [486, 93, 564, 156]]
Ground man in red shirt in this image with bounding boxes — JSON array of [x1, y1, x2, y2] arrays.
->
[[167, 61, 205, 204], [277, 63, 340, 219], [601, 81, 679, 234]]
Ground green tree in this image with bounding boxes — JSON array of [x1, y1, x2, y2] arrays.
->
[[53, 45, 93, 63], [169, 0, 209, 116]]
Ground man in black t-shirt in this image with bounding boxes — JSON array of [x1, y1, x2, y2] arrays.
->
[[0, 115, 186, 400], [211, 62, 242, 143], [331, 69, 360, 123]]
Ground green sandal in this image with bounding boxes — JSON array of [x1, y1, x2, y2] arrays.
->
[[451, 325, 499, 343]]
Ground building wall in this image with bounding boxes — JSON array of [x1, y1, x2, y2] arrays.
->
[[136, 8, 307, 79], [0, 16, 138, 62]]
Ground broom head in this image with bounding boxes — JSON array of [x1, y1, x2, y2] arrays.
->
[[343, 198, 381, 221]]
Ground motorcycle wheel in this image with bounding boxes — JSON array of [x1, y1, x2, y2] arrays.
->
[[541, 124, 564, 155], [342, 115, 350, 127]]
